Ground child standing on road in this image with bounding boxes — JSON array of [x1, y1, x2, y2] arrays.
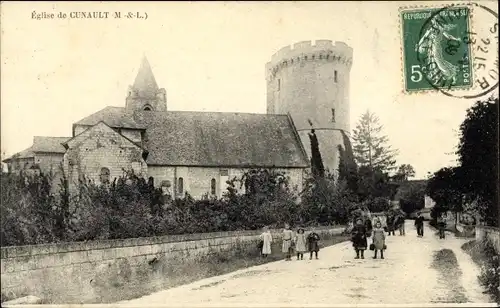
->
[[282, 223, 294, 261], [259, 226, 273, 257], [294, 228, 307, 260], [351, 218, 367, 259], [371, 220, 386, 259], [307, 229, 321, 260]]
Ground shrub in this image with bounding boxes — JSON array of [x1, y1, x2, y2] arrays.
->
[[477, 240, 500, 303], [1, 167, 352, 246]]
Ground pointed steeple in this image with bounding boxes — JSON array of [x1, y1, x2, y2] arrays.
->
[[126, 55, 167, 112], [133, 55, 159, 98]]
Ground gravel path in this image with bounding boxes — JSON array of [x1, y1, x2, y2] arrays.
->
[[120, 221, 495, 306]]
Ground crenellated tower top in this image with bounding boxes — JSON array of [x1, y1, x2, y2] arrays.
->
[[266, 40, 353, 81]]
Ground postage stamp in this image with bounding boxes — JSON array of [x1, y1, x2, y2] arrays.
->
[[400, 5, 473, 93]]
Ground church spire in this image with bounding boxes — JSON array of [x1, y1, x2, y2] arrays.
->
[[126, 55, 167, 112], [133, 55, 159, 98]]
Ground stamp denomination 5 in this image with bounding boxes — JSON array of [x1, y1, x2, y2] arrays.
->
[[400, 3, 498, 98]]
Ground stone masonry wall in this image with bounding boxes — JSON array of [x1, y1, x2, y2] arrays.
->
[[147, 166, 305, 200], [1, 227, 344, 304], [476, 226, 500, 254], [64, 123, 147, 187]]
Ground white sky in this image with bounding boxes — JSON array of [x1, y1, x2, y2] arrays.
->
[[1, 1, 497, 179]]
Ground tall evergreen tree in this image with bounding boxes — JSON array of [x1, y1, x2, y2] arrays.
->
[[338, 130, 358, 193], [352, 110, 398, 173], [309, 129, 325, 178]]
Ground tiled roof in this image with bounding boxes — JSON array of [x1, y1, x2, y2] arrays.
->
[[3, 136, 69, 162], [3, 146, 35, 161], [75, 107, 309, 168], [75, 106, 147, 129], [31, 136, 69, 154]]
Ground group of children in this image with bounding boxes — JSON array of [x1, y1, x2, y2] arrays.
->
[[258, 224, 321, 260], [351, 217, 387, 259]]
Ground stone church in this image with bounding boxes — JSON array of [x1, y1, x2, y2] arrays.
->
[[4, 40, 354, 200]]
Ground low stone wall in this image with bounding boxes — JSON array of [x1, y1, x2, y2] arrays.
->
[[1, 226, 344, 304], [476, 225, 500, 253]]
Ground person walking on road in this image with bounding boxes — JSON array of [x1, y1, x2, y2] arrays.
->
[[387, 214, 396, 235], [294, 228, 307, 260], [259, 226, 273, 257], [438, 213, 447, 239], [282, 223, 294, 261], [351, 218, 368, 259], [397, 215, 406, 236], [415, 212, 425, 237], [371, 220, 386, 259], [307, 229, 321, 260]]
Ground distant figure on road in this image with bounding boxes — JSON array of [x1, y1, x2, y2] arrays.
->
[[282, 223, 294, 261], [397, 215, 406, 236], [295, 228, 307, 260], [438, 213, 447, 239], [371, 220, 386, 259], [415, 212, 425, 237], [259, 226, 273, 257], [351, 218, 368, 259], [364, 217, 373, 237], [387, 214, 396, 236], [307, 229, 321, 260]]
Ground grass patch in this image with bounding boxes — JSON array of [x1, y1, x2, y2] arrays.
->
[[430, 249, 469, 303], [461, 240, 500, 304]]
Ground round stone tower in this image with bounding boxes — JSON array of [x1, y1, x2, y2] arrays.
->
[[266, 40, 353, 176]]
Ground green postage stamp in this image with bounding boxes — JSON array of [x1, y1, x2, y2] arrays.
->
[[400, 6, 473, 92]]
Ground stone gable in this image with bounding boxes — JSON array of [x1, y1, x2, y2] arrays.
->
[[63, 122, 147, 187]]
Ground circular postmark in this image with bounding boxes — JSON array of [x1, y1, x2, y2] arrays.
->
[[416, 2, 498, 99]]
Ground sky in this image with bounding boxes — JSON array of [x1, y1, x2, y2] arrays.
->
[[1, 1, 497, 179]]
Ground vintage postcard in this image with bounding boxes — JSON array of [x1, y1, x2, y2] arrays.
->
[[1, 1, 498, 307]]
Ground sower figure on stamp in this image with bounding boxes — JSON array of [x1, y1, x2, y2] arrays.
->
[[307, 229, 320, 260], [282, 223, 294, 261], [351, 218, 367, 259]]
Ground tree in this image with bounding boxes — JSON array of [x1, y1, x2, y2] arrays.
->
[[300, 171, 353, 225], [394, 164, 416, 182], [456, 97, 498, 227], [352, 110, 398, 173], [397, 180, 426, 215], [309, 129, 325, 178], [338, 130, 358, 194], [356, 165, 399, 202], [426, 167, 464, 217]]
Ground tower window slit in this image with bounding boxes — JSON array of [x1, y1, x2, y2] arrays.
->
[[334, 70, 338, 83], [331, 108, 336, 123]]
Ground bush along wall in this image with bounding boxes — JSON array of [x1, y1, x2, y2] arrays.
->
[[1, 168, 353, 247], [477, 239, 500, 304]]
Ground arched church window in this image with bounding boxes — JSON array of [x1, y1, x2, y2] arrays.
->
[[177, 177, 184, 194], [144, 106, 152, 111], [100, 167, 110, 184], [211, 178, 216, 195]]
